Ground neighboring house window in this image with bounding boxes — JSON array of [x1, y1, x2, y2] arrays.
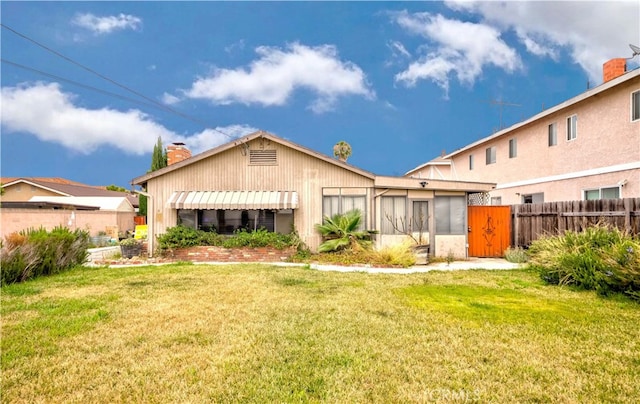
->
[[491, 197, 502, 205], [381, 196, 406, 235], [509, 138, 517, 158], [632, 90, 640, 122], [434, 196, 466, 235], [485, 146, 496, 165], [548, 123, 557, 146], [521, 193, 544, 204], [584, 187, 620, 200], [469, 154, 474, 170], [566, 114, 577, 141], [323, 195, 367, 228]]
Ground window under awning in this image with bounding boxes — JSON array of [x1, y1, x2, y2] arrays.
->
[[166, 191, 299, 210]]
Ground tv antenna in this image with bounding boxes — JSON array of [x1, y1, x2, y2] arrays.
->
[[482, 98, 521, 130]]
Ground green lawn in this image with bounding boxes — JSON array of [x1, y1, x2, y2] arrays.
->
[[2, 264, 639, 403]]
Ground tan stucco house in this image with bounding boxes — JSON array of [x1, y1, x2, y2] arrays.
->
[[406, 60, 640, 205], [132, 131, 494, 258], [0, 177, 138, 239]]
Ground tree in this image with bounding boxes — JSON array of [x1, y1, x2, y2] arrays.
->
[[151, 137, 168, 171], [315, 209, 374, 252], [140, 137, 168, 216], [333, 141, 352, 162], [106, 184, 127, 192]]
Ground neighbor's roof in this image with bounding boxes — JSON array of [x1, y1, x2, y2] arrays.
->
[[0, 177, 86, 186], [29, 196, 134, 212], [131, 130, 377, 185], [2, 178, 137, 201], [404, 155, 452, 176], [444, 68, 640, 158]]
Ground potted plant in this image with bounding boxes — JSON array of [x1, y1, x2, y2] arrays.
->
[[119, 237, 142, 259]]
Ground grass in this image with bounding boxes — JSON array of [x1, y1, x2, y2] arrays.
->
[[2, 264, 639, 403]]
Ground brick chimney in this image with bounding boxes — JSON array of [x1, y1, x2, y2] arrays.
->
[[167, 142, 191, 165], [603, 58, 626, 82]]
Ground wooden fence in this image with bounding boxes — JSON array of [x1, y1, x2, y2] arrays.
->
[[512, 198, 640, 247]]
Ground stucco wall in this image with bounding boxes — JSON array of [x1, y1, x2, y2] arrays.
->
[[445, 74, 640, 203], [0, 208, 136, 238]]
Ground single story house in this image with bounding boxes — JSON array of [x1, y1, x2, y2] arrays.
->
[[0, 178, 137, 239], [132, 131, 495, 258]]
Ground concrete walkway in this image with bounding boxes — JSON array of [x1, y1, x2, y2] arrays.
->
[[301, 258, 523, 274]]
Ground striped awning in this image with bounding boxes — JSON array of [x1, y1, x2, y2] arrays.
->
[[166, 191, 298, 210]]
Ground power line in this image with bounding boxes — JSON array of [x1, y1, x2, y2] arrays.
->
[[1, 23, 235, 140], [2, 59, 168, 112]]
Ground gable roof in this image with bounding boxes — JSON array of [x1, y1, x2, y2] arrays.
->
[[2, 178, 138, 203], [131, 130, 376, 186], [1, 177, 86, 186], [404, 155, 451, 176], [29, 196, 134, 211], [444, 68, 640, 158]]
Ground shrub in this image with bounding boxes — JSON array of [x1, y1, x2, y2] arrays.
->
[[528, 225, 640, 300], [374, 243, 416, 268], [156, 226, 296, 255], [315, 210, 375, 252], [504, 247, 529, 263], [221, 228, 293, 250], [1, 227, 90, 285]]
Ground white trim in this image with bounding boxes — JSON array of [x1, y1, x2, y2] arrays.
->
[[494, 161, 640, 190], [444, 69, 640, 158], [566, 114, 577, 141], [632, 89, 640, 122]]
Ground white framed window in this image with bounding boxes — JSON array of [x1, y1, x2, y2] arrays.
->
[[323, 195, 367, 228], [521, 193, 544, 204], [469, 154, 474, 170], [435, 196, 466, 235], [485, 146, 496, 165], [566, 114, 577, 141], [381, 196, 406, 235], [412, 201, 429, 233], [491, 196, 502, 205], [632, 90, 640, 122], [583, 186, 620, 200], [509, 138, 517, 158], [548, 123, 557, 146]]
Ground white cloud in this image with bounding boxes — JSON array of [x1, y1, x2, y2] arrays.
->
[[72, 13, 142, 35], [188, 125, 258, 155], [0, 82, 255, 155], [445, 0, 640, 83], [392, 11, 521, 95], [180, 42, 374, 113], [161, 92, 181, 105]]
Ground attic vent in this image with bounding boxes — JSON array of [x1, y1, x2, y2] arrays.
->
[[249, 149, 277, 165]]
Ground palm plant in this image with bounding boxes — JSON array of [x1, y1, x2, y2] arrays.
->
[[315, 209, 373, 252], [333, 141, 352, 162]]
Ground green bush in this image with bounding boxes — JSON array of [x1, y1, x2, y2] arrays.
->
[[527, 225, 640, 300], [221, 228, 293, 249], [156, 226, 296, 254], [504, 247, 529, 263], [1, 227, 90, 285]]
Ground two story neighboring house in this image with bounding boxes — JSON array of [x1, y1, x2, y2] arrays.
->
[[406, 60, 640, 205], [132, 131, 496, 257]]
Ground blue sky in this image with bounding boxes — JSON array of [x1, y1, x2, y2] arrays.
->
[[2, 1, 639, 188]]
